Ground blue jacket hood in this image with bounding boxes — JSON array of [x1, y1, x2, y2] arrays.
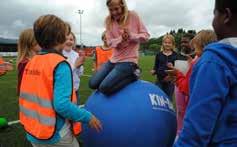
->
[[204, 42, 237, 68]]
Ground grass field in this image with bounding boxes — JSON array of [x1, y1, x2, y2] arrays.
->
[[0, 56, 156, 147]]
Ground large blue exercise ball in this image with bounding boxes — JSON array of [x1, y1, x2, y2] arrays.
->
[[81, 80, 177, 147]]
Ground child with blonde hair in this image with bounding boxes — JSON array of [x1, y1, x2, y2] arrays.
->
[[17, 28, 41, 95], [89, 0, 150, 95], [93, 31, 113, 72], [151, 34, 177, 99]]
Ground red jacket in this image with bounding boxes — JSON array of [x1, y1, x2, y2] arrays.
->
[[17, 58, 29, 96], [175, 56, 199, 96]]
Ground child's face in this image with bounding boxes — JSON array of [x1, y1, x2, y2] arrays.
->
[[108, 0, 123, 21], [64, 34, 75, 51], [194, 44, 203, 57], [163, 38, 173, 51], [32, 44, 41, 53], [212, 9, 224, 40]]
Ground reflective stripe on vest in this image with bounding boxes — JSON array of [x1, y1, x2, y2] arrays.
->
[[19, 91, 55, 126], [20, 92, 52, 108], [95, 46, 112, 71], [19, 105, 55, 126]]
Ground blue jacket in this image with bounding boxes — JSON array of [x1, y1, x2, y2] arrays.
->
[[174, 40, 237, 146], [27, 56, 92, 144]]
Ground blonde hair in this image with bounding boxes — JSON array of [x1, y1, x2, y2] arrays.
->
[[17, 28, 37, 67], [192, 30, 217, 53], [161, 34, 176, 51], [105, 0, 129, 29]]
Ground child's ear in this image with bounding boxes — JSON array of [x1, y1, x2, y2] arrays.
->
[[224, 8, 232, 24]]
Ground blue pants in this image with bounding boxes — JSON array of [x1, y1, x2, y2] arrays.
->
[[89, 61, 139, 95]]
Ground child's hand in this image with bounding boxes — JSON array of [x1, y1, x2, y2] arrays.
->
[[164, 69, 177, 83], [122, 28, 130, 41], [167, 62, 174, 69], [167, 63, 179, 73], [89, 115, 102, 132], [165, 69, 176, 76], [164, 74, 176, 83], [8, 59, 13, 64], [150, 70, 156, 75], [186, 55, 193, 65], [75, 57, 85, 68]]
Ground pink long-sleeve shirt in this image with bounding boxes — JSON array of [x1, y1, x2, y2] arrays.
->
[[106, 11, 150, 64]]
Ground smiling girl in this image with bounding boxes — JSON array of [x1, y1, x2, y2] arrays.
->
[[89, 0, 150, 95]]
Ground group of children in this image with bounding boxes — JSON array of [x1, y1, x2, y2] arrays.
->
[[0, 0, 235, 146], [152, 30, 217, 137], [150, 0, 237, 146], [174, 0, 237, 145], [16, 0, 150, 146]]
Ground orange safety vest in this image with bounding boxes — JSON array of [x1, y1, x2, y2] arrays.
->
[[19, 53, 81, 140], [0, 57, 5, 76], [95, 46, 112, 71]]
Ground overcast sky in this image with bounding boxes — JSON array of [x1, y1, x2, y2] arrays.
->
[[0, 0, 215, 46]]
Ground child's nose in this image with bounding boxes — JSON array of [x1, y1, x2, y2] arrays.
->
[[112, 11, 118, 16]]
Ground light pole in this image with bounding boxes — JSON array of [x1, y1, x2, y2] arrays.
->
[[77, 9, 84, 49]]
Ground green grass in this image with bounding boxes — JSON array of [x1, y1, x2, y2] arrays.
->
[[0, 56, 155, 147]]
